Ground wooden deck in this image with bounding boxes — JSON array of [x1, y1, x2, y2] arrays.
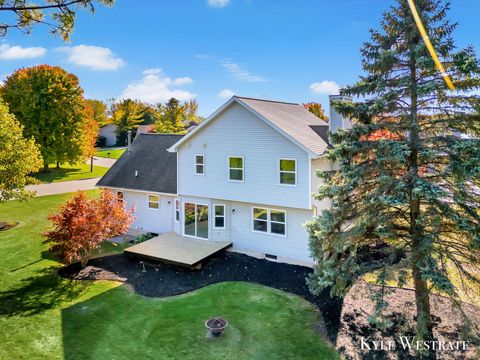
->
[[124, 232, 232, 267]]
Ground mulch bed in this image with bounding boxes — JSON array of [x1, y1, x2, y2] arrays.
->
[[59, 251, 343, 341], [337, 280, 480, 360]]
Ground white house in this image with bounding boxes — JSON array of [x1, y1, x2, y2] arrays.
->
[[97, 95, 351, 266], [99, 123, 118, 147]]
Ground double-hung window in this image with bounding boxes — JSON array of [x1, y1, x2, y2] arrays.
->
[[175, 199, 180, 221], [116, 191, 124, 203], [252, 207, 286, 236], [148, 194, 160, 210], [229, 156, 244, 181], [195, 155, 204, 175], [279, 159, 296, 186], [214, 204, 226, 229]]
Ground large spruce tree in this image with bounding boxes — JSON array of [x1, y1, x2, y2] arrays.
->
[[308, 0, 480, 355]]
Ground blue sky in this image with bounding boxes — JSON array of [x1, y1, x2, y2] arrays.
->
[[1, 0, 479, 116]]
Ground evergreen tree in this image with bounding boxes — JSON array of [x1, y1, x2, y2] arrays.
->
[[307, 0, 480, 356]]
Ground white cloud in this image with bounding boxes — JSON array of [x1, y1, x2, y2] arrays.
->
[[221, 59, 267, 82], [218, 89, 235, 98], [173, 77, 194, 85], [121, 69, 196, 104], [207, 0, 230, 8], [142, 68, 162, 75], [0, 44, 46, 60], [309, 80, 341, 95], [58, 45, 125, 71], [195, 53, 213, 59]]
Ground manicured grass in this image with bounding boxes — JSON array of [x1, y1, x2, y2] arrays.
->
[[94, 148, 125, 159], [32, 163, 109, 183], [0, 193, 338, 360]]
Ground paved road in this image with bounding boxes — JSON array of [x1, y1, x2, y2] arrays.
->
[[26, 178, 100, 197], [26, 156, 117, 197]]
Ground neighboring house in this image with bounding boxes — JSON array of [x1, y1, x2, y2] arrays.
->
[[136, 124, 155, 137], [97, 95, 351, 266], [99, 123, 118, 147]]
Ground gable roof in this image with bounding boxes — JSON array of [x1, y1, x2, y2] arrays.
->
[[168, 96, 330, 156], [96, 133, 183, 194]]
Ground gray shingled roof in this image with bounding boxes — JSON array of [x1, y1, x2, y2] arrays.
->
[[236, 97, 330, 156], [96, 133, 183, 194]]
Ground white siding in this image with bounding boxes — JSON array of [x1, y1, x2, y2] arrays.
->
[[177, 102, 311, 209], [311, 157, 333, 212], [174, 195, 314, 264], [122, 190, 174, 234], [230, 201, 313, 263], [99, 124, 117, 147]]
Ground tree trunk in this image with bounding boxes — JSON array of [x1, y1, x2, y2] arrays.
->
[[90, 156, 94, 172], [56, 161, 60, 169], [409, 48, 435, 359], [43, 161, 49, 172]]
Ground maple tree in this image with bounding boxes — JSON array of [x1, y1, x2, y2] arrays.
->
[[43, 190, 134, 268]]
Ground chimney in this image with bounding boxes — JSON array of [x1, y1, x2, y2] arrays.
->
[[127, 130, 132, 152], [329, 95, 352, 133]]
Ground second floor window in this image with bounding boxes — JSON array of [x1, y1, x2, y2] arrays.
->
[[279, 159, 296, 186], [195, 155, 204, 175], [229, 156, 244, 181]]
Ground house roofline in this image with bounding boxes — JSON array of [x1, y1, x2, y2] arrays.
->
[[168, 96, 318, 156]]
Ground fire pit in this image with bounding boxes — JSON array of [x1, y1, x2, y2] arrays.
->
[[205, 318, 228, 336]]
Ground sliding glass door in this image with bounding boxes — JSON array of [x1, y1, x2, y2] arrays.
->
[[184, 203, 209, 239]]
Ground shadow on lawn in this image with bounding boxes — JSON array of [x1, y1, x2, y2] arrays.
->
[[60, 252, 344, 341], [0, 266, 85, 317], [31, 166, 92, 183]]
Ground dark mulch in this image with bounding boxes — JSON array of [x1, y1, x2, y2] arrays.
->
[[59, 251, 343, 341]]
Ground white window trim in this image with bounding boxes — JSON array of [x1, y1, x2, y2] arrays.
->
[[147, 194, 160, 210], [182, 202, 209, 240], [228, 156, 245, 182], [251, 206, 287, 237], [278, 158, 297, 187], [213, 204, 226, 229], [195, 154, 205, 176], [174, 199, 180, 222]]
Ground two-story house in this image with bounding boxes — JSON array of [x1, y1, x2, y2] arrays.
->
[[97, 95, 351, 266]]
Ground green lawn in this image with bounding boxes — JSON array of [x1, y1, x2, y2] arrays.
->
[[32, 163, 109, 183], [94, 148, 125, 159], [0, 192, 338, 360]]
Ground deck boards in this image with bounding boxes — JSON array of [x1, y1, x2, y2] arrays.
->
[[124, 232, 232, 267]]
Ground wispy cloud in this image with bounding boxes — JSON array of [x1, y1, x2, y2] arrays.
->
[[221, 59, 267, 82], [0, 44, 46, 60], [218, 89, 235, 98], [207, 0, 230, 8], [121, 68, 196, 104], [57, 45, 125, 71], [309, 80, 340, 95], [195, 53, 213, 59]]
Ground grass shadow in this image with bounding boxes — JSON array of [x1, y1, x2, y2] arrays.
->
[[0, 266, 86, 317], [32, 167, 83, 183]]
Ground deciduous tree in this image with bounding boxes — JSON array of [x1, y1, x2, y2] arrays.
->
[[0, 0, 115, 40], [303, 102, 328, 121], [2, 65, 88, 171], [0, 99, 42, 203], [153, 98, 200, 134], [307, 0, 480, 356], [43, 190, 134, 268]]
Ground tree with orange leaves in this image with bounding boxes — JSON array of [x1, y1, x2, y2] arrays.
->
[[43, 190, 134, 268], [2, 65, 88, 171]]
